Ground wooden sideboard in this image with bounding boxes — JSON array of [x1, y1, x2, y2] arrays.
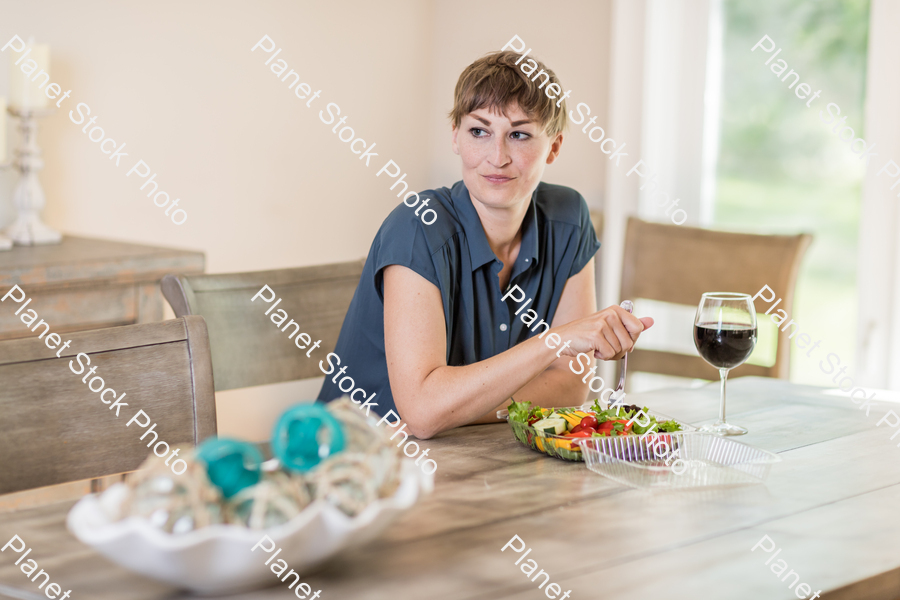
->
[[0, 236, 204, 340]]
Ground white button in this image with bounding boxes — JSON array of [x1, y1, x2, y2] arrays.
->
[[499, 323, 508, 332], [525, 258, 530, 262]]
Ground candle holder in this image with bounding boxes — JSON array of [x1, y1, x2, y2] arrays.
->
[[0, 106, 61, 246]]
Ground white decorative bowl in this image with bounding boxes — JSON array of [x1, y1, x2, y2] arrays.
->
[[66, 459, 432, 594]]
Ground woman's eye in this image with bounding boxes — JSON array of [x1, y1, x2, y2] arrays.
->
[[470, 128, 487, 137], [510, 131, 531, 140]]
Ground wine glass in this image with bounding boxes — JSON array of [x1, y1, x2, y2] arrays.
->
[[693, 292, 758, 436]]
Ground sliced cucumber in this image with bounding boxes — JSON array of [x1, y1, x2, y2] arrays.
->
[[531, 417, 567, 435]]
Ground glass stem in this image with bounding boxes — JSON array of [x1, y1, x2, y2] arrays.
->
[[718, 368, 729, 424]]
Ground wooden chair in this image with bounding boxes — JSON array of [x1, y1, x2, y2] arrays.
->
[[590, 210, 604, 241], [0, 316, 216, 495], [621, 216, 812, 380], [161, 260, 365, 391]]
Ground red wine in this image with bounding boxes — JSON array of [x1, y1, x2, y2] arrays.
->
[[693, 323, 757, 369]]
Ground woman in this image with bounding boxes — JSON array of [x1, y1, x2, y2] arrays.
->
[[318, 50, 653, 438]]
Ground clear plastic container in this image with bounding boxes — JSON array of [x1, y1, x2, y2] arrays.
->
[[575, 431, 781, 489], [499, 405, 694, 462], [506, 418, 585, 461]]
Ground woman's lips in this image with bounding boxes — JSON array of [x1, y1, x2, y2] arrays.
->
[[482, 174, 514, 184]]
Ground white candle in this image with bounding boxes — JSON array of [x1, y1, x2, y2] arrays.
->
[[9, 40, 50, 111], [0, 97, 5, 163]]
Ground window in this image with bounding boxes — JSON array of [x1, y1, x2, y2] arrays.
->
[[713, 0, 870, 385]]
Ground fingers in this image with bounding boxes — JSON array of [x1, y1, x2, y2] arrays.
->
[[567, 306, 653, 361], [611, 306, 646, 339], [599, 331, 621, 360], [604, 311, 634, 356], [594, 334, 619, 360], [592, 307, 651, 360], [589, 310, 629, 360]]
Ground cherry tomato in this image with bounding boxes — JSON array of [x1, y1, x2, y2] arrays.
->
[[617, 421, 634, 436], [570, 424, 586, 434], [579, 415, 599, 430], [597, 419, 633, 436]]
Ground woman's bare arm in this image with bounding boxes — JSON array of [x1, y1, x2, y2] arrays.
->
[[383, 261, 653, 439]]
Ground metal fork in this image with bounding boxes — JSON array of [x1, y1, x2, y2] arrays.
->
[[609, 300, 634, 408]]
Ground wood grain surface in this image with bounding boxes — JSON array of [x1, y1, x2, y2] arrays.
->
[[0, 316, 216, 494], [620, 217, 812, 381], [1, 377, 899, 600], [0, 236, 204, 290], [161, 260, 365, 391], [0, 236, 205, 342]]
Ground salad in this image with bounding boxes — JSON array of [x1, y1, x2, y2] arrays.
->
[[506, 398, 683, 460]]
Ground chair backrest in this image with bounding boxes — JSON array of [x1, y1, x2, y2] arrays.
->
[[620, 216, 812, 380], [0, 316, 216, 494], [590, 210, 604, 241], [161, 260, 365, 391]]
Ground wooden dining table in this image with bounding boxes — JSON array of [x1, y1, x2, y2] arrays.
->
[[3, 376, 900, 600]]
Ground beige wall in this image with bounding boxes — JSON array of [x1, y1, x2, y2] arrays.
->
[[2, 0, 434, 271], [425, 0, 612, 205], [0, 0, 611, 441]]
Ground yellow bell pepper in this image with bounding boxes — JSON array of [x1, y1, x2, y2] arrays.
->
[[559, 413, 583, 427], [551, 437, 584, 452]]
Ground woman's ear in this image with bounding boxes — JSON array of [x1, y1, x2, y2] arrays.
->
[[546, 132, 564, 165], [451, 125, 460, 156]]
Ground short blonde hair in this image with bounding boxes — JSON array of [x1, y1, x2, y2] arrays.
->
[[449, 51, 567, 137]]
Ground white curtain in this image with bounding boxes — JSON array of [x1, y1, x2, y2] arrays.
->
[[601, 0, 719, 383], [856, 0, 900, 390]]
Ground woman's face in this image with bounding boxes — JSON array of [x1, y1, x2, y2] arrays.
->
[[451, 104, 562, 212]]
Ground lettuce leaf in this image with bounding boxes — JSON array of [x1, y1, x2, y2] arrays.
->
[[587, 399, 683, 434], [656, 420, 683, 432], [631, 420, 654, 435], [508, 399, 534, 423]]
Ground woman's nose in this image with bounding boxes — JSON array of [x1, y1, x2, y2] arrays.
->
[[489, 137, 511, 167]]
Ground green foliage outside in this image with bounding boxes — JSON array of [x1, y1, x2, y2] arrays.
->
[[715, 0, 869, 385]]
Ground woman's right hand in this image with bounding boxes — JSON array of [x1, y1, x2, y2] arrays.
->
[[554, 305, 654, 361]]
